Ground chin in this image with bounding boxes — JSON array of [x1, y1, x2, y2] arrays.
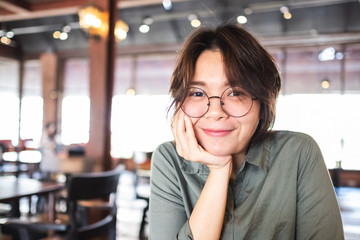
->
[[201, 142, 234, 157]]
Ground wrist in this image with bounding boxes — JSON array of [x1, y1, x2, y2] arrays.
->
[[208, 158, 233, 180]]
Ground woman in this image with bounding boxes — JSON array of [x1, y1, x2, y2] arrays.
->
[[149, 24, 344, 240]]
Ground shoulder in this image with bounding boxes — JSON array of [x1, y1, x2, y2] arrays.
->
[[269, 130, 323, 167], [152, 141, 205, 175], [270, 130, 319, 150], [152, 141, 182, 171], [153, 141, 177, 161]]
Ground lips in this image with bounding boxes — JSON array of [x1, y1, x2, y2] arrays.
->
[[202, 128, 232, 137]]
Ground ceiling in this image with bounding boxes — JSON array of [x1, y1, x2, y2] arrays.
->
[[1, 0, 360, 54]]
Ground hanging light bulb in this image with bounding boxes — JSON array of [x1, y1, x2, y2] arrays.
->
[[78, 4, 108, 38], [115, 19, 129, 41]]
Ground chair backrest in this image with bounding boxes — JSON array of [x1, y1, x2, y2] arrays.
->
[[66, 166, 122, 240], [67, 167, 121, 201]]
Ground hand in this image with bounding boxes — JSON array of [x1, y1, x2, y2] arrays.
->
[[171, 110, 232, 170]]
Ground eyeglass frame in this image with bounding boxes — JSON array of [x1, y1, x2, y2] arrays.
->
[[181, 86, 258, 118]]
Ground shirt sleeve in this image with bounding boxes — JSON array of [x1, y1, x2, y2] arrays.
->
[[149, 143, 194, 240], [296, 135, 344, 240]]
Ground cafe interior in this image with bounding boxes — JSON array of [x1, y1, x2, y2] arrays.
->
[[0, 0, 360, 239]]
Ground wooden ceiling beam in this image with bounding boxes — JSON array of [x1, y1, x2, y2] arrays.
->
[[0, 0, 189, 22], [0, 0, 30, 14], [28, 0, 88, 11]]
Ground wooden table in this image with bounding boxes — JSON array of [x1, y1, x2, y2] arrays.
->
[[0, 176, 64, 221]]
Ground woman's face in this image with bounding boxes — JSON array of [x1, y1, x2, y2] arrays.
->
[[187, 50, 260, 159]]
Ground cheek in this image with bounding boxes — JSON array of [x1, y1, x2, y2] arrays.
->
[[190, 118, 203, 142], [190, 117, 200, 126]]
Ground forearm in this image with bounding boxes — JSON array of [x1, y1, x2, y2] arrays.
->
[[189, 162, 232, 240]]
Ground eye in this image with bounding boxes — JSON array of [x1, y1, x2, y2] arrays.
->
[[190, 91, 205, 97], [228, 88, 246, 97], [188, 88, 206, 97]]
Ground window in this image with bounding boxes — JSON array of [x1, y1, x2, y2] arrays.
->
[[111, 54, 176, 158], [274, 94, 360, 169], [272, 44, 360, 170], [20, 60, 43, 146], [61, 58, 90, 145], [111, 95, 173, 158], [61, 96, 90, 145], [0, 57, 19, 145]]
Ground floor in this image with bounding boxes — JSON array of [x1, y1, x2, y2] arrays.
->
[[116, 171, 149, 240], [336, 187, 360, 240]]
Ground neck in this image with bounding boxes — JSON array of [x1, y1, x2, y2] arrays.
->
[[232, 152, 245, 173]]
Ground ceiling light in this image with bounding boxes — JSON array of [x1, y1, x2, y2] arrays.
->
[[318, 47, 335, 61], [78, 4, 107, 38], [53, 31, 61, 39], [115, 19, 129, 41], [321, 79, 330, 89], [280, 5, 292, 20], [191, 19, 201, 28], [126, 88, 136, 96], [335, 52, 344, 60], [280, 6, 289, 14], [188, 14, 201, 28], [62, 25, 71, 33], [244, 8, 252, 15], [139, 24, 150, 33], [237, 15, 247, 24], [53, 27, 69, 41], [6, 31, 14, 38], [59, 32, 68, 40], [283, 12, 292, 19], [143, 16, 154, 25], [1, 36, 11, 45], [162, 0, 172, 11]]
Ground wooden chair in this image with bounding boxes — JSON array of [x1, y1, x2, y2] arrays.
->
[[1, 166, 122, 240]]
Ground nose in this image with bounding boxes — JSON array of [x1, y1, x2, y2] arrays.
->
[[206, 96, 228, 119]]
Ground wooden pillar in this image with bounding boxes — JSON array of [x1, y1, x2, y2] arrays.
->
[[86, 0, 117, 171], [40, 52, 58, 128]]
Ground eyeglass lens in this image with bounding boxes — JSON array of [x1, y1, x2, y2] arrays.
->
[[181, 87, 254, 118]]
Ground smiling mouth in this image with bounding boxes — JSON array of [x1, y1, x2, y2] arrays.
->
[[202, 129, 232, 137]]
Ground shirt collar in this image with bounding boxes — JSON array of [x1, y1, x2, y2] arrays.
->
[[243, 136, 270, 173]]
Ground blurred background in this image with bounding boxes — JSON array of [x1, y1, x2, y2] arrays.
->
[[1, 0, 360, 239], [1, 0, 359, 170]]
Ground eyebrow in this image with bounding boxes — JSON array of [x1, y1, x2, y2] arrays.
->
[[190, 81, 206, 86], [190, 81, 231, 88]]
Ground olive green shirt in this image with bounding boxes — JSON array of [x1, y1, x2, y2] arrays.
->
[[149, 131, 344, 240]]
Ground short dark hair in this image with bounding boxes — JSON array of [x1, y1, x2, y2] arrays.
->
[[169, 24, 281, 143]]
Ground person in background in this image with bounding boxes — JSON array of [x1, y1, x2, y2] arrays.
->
[[149, 24, 344, 239], [39, 122, 60, 180]]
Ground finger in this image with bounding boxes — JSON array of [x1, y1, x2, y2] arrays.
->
[[177, 112, 189, 152], [171, 111, 186, 157], [171, 111, 179, 137], [183, 114, 198, 147]]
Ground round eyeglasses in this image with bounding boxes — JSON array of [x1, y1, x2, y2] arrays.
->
[[181, 87, 257, 118]]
